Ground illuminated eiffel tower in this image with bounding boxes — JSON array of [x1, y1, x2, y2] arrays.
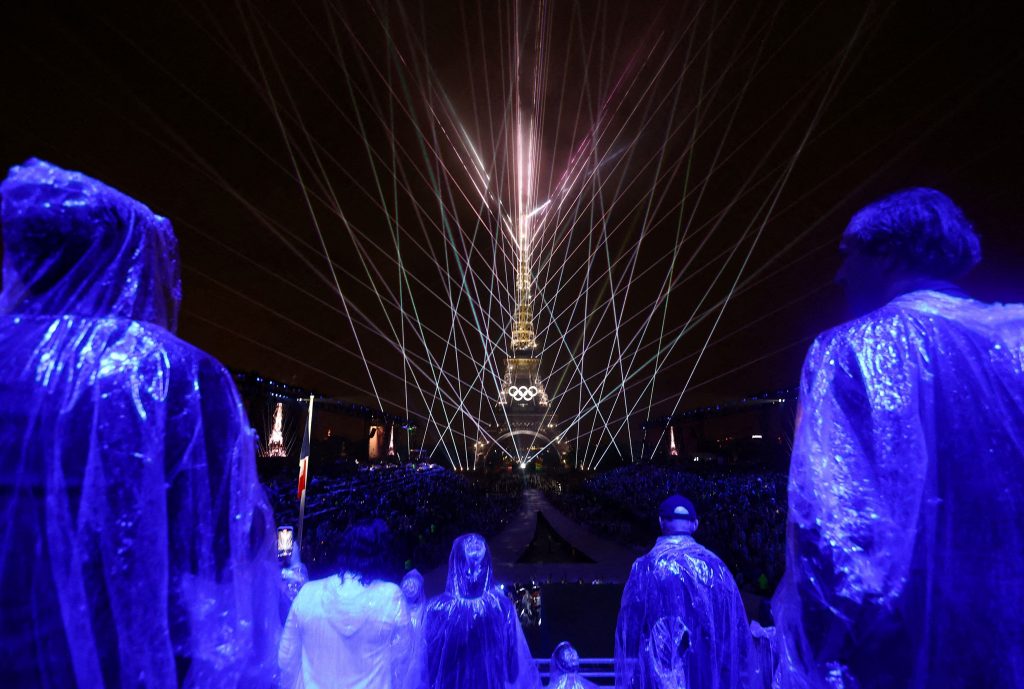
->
[[264, 402, 288, 457], [478, 160, 568, 468]]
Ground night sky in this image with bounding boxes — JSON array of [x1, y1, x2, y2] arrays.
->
[[2, 1, 1023, 449]]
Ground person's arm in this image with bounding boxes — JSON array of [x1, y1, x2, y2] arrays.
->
[[165, 353, 281, 686], [504, 597, 520, 683], [389, 589, 417, 689], [614, 562, 644, 689], [277, 592, 302, 687], [778, 318, 931, 683], [421, 602, 444, 689]]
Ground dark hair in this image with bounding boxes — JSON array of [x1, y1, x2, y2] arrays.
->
[[336, 518, 398, 584], [841, 187, 981, 279]]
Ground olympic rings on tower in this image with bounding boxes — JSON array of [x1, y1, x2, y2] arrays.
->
[[507, 385, 538, 401]]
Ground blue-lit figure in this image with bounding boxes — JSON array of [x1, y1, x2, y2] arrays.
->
[[278, 520, 415, 689], [401, 568, 427, 631], [772, 188, 1024, 688], [547, 641, 597, 689], [422, 533, 541, 689], [615, 496, 756, 689], [0, 159, 280, 688]]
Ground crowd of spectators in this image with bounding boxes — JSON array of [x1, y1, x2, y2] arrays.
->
[[263, 465, 524, 578], [547, 466, 787, 594]]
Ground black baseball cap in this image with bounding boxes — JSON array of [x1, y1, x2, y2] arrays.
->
[[659, 495, 698, 521]]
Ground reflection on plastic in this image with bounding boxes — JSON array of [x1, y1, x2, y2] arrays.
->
[[421, 533, 541, 689], [615, 534, 756, 689], [0, 159, 280, 688], [772, 290, 1024, 688]]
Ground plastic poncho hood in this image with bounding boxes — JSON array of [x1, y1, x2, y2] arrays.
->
[[0, 159, 280, 688], [772, 291, 1024, 689], [549, 641, 598, 689], [0, 157, 181, 328], [278, 574, 415, 689], [422, 534, 540, 689]]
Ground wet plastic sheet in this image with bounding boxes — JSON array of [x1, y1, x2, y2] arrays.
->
[[615, 534, 756, 689], [422, 533, 541, 689], [772, 291, 1024, 689], [0, 159, 280, 688]]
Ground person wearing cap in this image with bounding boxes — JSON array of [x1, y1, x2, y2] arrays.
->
[[614, 495, 757, 689]]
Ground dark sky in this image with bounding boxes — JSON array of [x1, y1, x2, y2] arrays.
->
[[2, 1, 1023, 449]]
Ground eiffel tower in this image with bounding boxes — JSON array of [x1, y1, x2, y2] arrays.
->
[[264, 402, 288, 457], [477, 194, 568, 468]]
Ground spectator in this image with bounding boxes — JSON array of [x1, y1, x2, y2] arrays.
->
[[262, 466, 523, 578], [422, 533, 540, 689], [279, 519, 415, 689], [548, 641, 597, 689], [547, 467, 786, 595], [0, 159, 280, 688], [615, 495, 756, 689], [772, 188, 1024, 688], [401, 568, 427, 630]]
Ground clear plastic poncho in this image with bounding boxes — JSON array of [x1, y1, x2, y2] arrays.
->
[[0, 159, 281, 688], [401, 568, 427, 631], [548, 641, 597, 689], [615, 535, 756, 689], [421, 533, 541, 689], [772, 290, 1024, 689]]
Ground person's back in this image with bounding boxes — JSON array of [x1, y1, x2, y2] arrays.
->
[[775, 291, 1024, 687], [615, 497, 755, 689], [772, 188, 1024, 689], [422, 533, 540, 689], [281, 574, 409, 689], [278, 519, 415, 689], [0, 159, 280, 688]]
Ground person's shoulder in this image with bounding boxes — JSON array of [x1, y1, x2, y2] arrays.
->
[[92, 317, 226, 372], [490, 588, 515, 610], [804, 296, 942, 372], [368, 579, 404, 601], [628, 550, 656, 577], [299, 574, 331, 592], [425, 592, 457, 613], [817, 290, 1024, 346], [815, 303, 910, 349], [692, 543, 732, 573], [896, 291, 1024, 338]]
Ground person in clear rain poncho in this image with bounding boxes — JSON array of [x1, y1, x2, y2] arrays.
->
[[421, 533, 541, 689], [0, 159, 280, 688], [547, 641, 597, 689], [615, 496, 756, 689], [401, 568, 427, 631], [771, 188, 1024, 689]]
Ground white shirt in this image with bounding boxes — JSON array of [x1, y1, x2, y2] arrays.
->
[[279, 573, 413, 689]]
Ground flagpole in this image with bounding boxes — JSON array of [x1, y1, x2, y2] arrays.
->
[[297, 394, 314, 554]]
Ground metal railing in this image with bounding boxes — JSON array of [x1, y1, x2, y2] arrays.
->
[[535, 657, 616, 687]]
